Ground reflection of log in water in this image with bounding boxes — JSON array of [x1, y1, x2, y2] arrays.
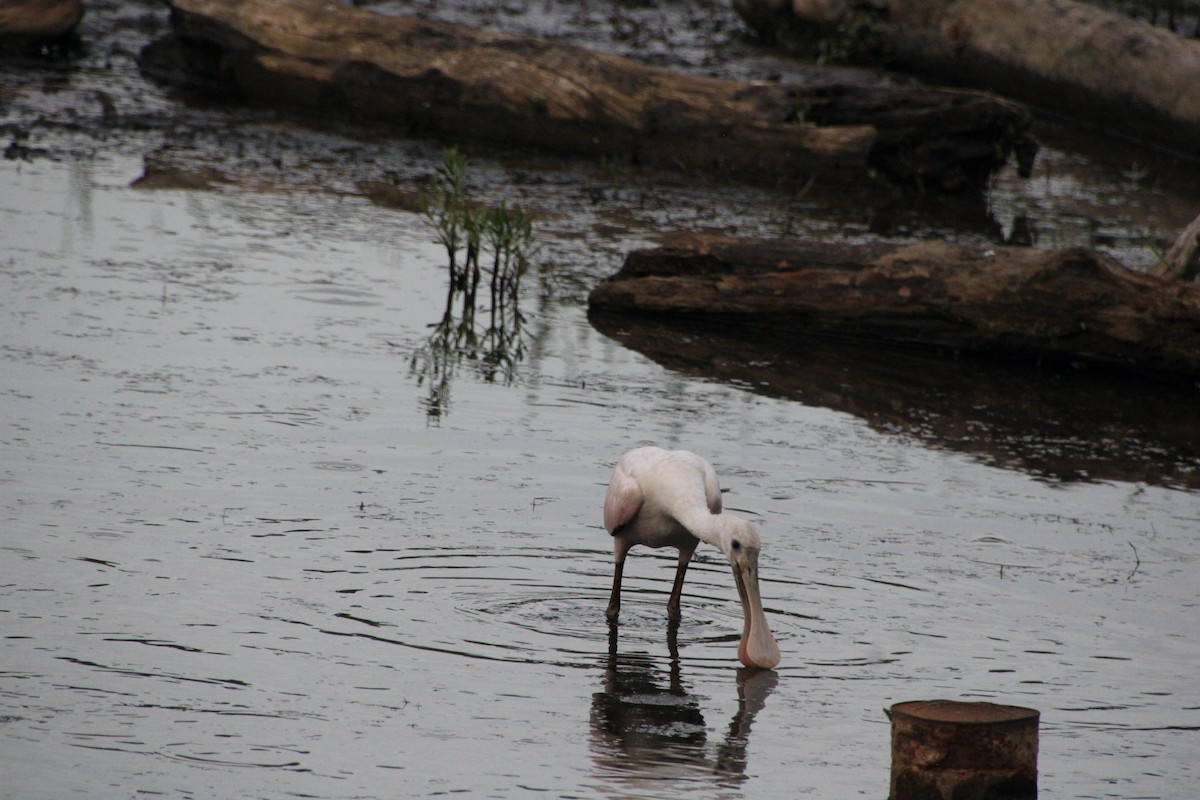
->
[[589, 623, 777, 790], [589, 313, 1200, 489]]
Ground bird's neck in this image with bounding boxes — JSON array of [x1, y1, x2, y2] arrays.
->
[[676, 504, 735, 550]]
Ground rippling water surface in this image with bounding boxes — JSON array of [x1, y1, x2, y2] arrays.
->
[[3, 151, 1198, 800]]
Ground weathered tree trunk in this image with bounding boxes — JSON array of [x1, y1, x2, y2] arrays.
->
[[150, 0, 1032, 192], [587, 233, 1200, 376], [889, 700, 1039, 800], [735, 0, 1200, 155], [1152, 213, 1200, 282]]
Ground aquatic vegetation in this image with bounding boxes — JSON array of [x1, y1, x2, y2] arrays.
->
[[816, 12, 887, 66], [414, 148, 536, 418], [422, 148, 534, 315]]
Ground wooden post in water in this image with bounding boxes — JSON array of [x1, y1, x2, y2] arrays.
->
[[888, 700, 1039, 800]]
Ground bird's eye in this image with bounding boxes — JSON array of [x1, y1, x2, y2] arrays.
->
[[731, 539, 741, 550]]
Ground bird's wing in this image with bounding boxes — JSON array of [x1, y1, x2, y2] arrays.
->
[[604, 457, 644, 534], [701, 458, 722, 515]]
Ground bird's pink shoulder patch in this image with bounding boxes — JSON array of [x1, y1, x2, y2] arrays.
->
[[603, 458, 644, 534]]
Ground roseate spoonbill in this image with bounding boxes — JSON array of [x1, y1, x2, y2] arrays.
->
[[603, 446, 782, 669]]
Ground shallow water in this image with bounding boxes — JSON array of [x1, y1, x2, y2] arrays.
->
[[3, 1, 1200, 798], [3, 150, 1198, 799]]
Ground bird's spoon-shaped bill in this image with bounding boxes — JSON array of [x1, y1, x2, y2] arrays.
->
[[734, 564, 781, 669]]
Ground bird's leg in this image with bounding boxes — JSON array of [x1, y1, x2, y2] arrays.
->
[[666, 617, 681, 663], [666, 542, 697, 621], [606, 548, 627, 622]]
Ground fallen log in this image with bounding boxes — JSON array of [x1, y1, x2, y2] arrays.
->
[[0, 0, 82, 48], [734, 0, 1200, 155], [149, 0, 1033, 192], [587, 234, 1200, 376]]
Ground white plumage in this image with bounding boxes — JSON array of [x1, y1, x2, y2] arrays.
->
[[603, 446, 781, 669]]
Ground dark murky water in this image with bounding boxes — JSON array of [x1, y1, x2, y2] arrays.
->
[[3, 2, 1200, 798]]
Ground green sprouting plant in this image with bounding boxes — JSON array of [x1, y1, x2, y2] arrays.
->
[[421, 147, 536, 309], [484, 201, 534, 311], [785, 93, 811, 126], [414, 148, 538, 418], [423, 146, 470, 286], [816, 13, 886, 66]]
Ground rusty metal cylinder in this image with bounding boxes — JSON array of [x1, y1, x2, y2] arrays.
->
[[888, 699, 1039, 800]]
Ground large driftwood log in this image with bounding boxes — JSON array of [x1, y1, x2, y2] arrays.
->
[[735, 0, 1200, 155], [152, 0, 1032, 192], [587, 234, 1200, 376], [0, 0, 82, 45], [586, 314, 1200, 488]]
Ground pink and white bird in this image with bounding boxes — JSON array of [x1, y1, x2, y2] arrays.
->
[[602, 446, 782, 669]]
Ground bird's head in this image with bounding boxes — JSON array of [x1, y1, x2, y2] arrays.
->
[[720, 518, 762, 566], [720, 518, 781, 670]]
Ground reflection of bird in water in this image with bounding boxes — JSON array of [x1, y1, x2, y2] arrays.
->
[[603, 447, 781, 668], [589, 624, 778, 790]]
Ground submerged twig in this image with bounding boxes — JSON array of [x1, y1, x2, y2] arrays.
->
[[1126, 541, 1141, 581], [95, 441, 208, 453]]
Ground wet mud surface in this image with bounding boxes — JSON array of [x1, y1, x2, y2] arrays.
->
[[2, 1, 1199, 798]]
